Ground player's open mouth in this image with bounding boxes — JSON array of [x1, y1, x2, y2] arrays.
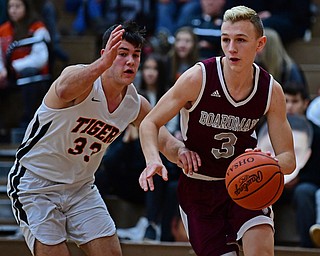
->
[[230, 57, 239, 62]]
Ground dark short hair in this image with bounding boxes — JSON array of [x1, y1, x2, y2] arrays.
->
[[102, 21, 146, 49], [283, 81, 310, 101]]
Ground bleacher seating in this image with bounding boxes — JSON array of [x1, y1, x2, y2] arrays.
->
[[287, 0, 320, 99], [287, 38, 320, 99]]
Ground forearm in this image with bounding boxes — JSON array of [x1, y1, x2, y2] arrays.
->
[[55, 58, 106, 102], [139, 119, 163, 164], [158, 126, 185, 164]]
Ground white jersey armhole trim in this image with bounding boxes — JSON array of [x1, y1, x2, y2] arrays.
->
[[187, 62, 206, 112], [264, 75, 274, 115]]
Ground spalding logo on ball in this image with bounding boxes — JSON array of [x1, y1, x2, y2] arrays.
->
[[225, 151, 284, 210]]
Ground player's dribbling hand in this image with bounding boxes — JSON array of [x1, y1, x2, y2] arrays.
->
[[177, 147, 201, 175], [245, 147, 278, 163], [139, 162, 168, 191]]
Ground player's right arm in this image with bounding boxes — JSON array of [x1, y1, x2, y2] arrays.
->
[[45, 25, 124, 109], [266, 80, 296, 175], [139, 64, 202, 191]]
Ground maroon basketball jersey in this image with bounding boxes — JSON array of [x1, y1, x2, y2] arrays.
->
[[180, 57, 272, 178]]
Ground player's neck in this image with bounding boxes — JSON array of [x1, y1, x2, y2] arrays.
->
[[222, 61, 254, 100], [102, 80, 128, 113]]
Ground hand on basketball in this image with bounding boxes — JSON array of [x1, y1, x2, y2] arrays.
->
[[245, 148, 277, 161], [177, 147, 201, 175], [139, 162, 168, 191], [226, 150, 283, 210], [245, 147, 264, 153]]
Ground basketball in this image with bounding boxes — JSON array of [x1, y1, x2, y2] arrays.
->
[[225, 151, 284, 210]]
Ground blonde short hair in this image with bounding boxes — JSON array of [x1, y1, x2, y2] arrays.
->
[[223, 5, 264, 37]]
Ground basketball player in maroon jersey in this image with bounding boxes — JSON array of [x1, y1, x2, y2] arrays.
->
[[139, 5, 296, 256]]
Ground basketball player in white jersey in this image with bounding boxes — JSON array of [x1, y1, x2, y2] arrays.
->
[[7, 21, 196, 256], [139, 5, 296, 256]]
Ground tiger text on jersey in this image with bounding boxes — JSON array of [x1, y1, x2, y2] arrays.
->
[[71, 117, 120, 144]]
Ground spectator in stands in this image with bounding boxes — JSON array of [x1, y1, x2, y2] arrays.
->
[[255, 28, 308, 90], [165, 26, 199, 87], [104, 0, 155, 36], [156, 0, 201, 37], [184, 0, 226, 59], [34, 0, 69, 64], [0, 0, 51, 128], [225, 0, 312, 44], [258, 113, 313, 189], [139, 53, 183, 241], [307, 96, 320, 128], [283, 83, 320, 248], [257, 82, 319, 248], [289, 87, 320, 248], [306, 96, 320, 248], [295, 100, 320, 248], [64, 0, 82, 14], [138, 53, 168, 107], [69, 0, 104, 35], [70, 0, 155, 37]]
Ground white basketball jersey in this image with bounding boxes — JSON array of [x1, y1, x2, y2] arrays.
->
[[16, 77, 141, 184]]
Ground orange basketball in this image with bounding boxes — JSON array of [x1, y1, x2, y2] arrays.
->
[[225, 151, 284, 210]]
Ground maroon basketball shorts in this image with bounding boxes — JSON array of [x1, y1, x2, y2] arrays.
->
[[178, 174, 273, 256]]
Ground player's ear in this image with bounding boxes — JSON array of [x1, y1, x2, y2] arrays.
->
[[257, 35, 267, 52]]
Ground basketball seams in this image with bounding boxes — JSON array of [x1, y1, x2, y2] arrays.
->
[[231, 172, 283, 200], [240, 173, 284, 210], [226, 163, 281, 189], [225, 151, 284, 210]]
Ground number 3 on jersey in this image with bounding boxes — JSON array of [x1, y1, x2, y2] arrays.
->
[[211, 132, 237, 159], [68, 137, 102, 162]]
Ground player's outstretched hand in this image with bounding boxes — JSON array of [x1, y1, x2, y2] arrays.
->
[[177, 147, 201, 176], [102, 24, 124, 69], [139, 162, 168, 191]]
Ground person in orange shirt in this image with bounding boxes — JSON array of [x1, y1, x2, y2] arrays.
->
[[0, 0, 51, 127]]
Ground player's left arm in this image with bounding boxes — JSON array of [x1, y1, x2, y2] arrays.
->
[[133, 95, 196, 166], [133, 95, 200, 191], [265, 81, 296, 175]]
